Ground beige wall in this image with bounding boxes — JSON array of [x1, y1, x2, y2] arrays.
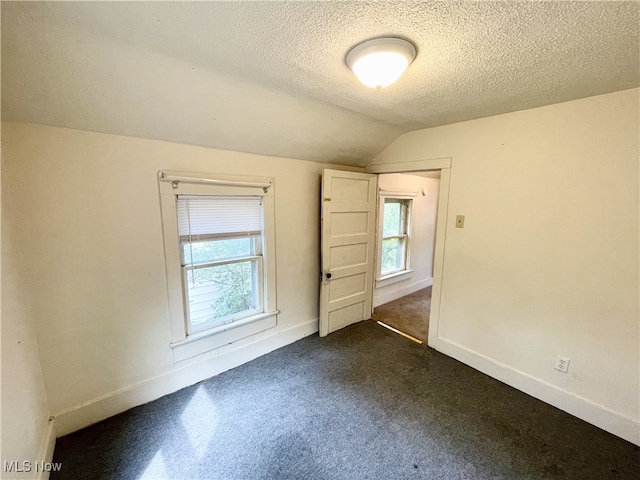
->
[[3, 87, 638, 447], [2, 122, 356, 435], [1, 159, 53, 478], [372, 88, 640, 443], [374, 173, 439, 307]]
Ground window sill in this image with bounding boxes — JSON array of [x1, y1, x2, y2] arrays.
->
[[171, 311, 279, 362], [375, 269, 414, 288]]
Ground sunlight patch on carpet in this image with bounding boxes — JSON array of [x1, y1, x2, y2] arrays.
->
[[376, 321, 423, 344]]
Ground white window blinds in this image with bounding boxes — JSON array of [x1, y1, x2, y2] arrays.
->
[[177, 195, 262, 241]]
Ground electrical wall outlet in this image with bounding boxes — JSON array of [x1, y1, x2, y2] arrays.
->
[[555, 355, 570, 373]]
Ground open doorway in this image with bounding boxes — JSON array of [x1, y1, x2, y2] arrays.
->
[[319, 158, 451, 344], [371, 172, 440, 343]]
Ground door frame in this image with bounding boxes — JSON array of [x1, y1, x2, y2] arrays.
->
[[365, 157, 452, 348]]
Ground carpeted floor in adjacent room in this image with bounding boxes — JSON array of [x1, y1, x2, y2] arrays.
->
[[51, 320, 639, 480], [372, 286, 431, 341]]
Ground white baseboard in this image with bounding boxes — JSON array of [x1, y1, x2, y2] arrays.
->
[[54, 319, 318, 437], [373, 277, 432, 308], [429, 336, 640, 446], [35, 419, 57, 480]]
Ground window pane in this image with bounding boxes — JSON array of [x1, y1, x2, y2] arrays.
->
[[383, 201, 403, 237], [182, 237, 253, 265], [186, 260, 258, 329], [381, 238, 406, 274]]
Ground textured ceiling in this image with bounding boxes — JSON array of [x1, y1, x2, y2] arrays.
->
[[2, 1, 638, 166]]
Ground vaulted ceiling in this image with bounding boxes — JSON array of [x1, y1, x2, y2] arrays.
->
[[2, 1, 638, 166]]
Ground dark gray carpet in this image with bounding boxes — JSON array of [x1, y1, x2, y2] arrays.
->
[[51, 321, 639, 480], [372, 287, 431, 341]]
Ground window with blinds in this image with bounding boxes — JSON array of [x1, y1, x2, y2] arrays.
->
[[177, 195, 264, 332]]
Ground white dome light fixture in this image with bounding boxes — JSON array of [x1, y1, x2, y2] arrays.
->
[[346, 37, 417, 89]]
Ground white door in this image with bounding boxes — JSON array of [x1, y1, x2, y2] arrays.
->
[[320, 169, 377, 336]]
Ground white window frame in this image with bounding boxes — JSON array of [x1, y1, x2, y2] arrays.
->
[[376, 194, 414, 287], [178, 196, 264, 335], [159, 171, 278, 362]]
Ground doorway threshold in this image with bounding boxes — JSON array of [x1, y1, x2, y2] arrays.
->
[[376, 321, 423, 344]]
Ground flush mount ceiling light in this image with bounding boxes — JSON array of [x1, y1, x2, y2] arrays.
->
[[346, 37, 417, 89]]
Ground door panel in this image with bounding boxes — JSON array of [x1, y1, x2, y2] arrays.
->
[[328, 273, 368, 302], [328, 243, 368, 269], [330, 212, 370, 236], [328, 301, 367, 332], [320, 169, 377, 336]]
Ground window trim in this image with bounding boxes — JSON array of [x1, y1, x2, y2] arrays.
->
[[375, 196, 413, 285], [159, 171, 278, 362]]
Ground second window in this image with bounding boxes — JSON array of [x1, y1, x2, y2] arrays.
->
[[380, 198, 411, 277]]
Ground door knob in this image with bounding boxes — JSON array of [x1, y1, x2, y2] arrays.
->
[[326, 273, 332, 279]]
